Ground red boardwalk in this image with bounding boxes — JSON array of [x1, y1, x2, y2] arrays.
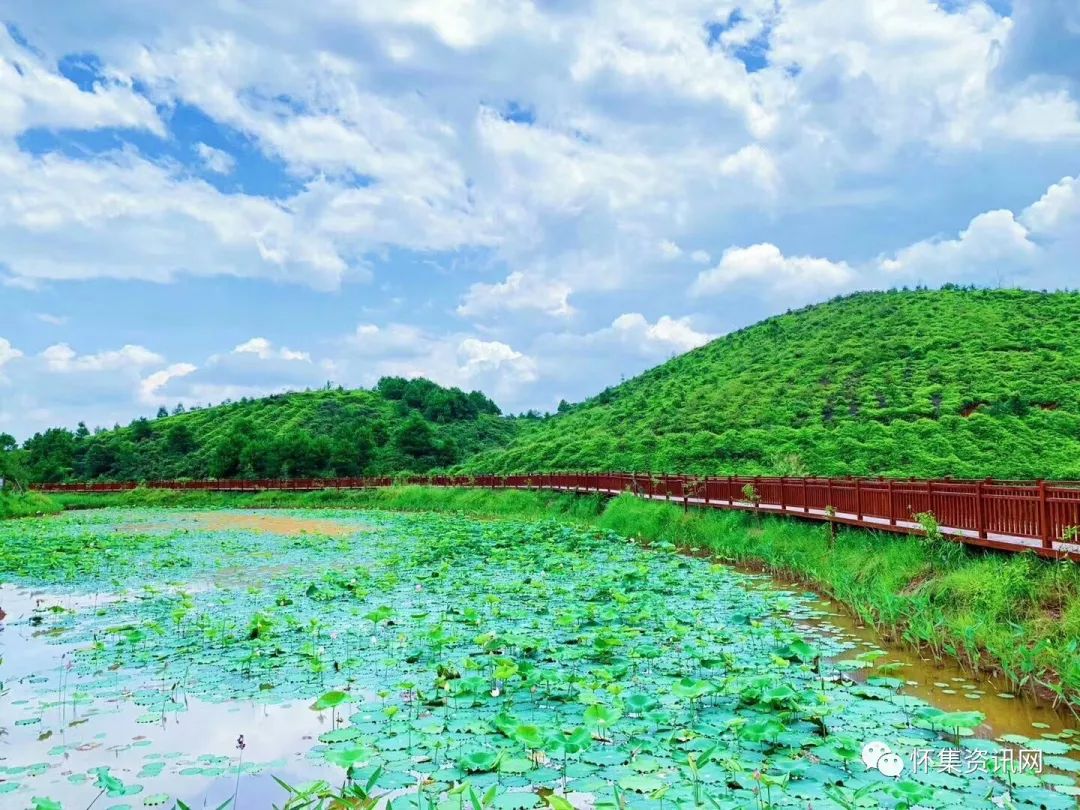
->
[[32, 473, 1080, 561]]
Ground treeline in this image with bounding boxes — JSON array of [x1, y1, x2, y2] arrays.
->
[[6, 377, 517, 484]]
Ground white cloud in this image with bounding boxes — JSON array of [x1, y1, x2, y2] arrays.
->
[[1020, 175, 1080, 236], [195, 142, 236, 174], [658, 239, 683, 260], [348, 323, 429, 356], [40, 342, 163, 373], [0, 337, 23, 377], [879, 209, 1037, 279], [457, 271, 574, 318], [457, 338, 538, 382], [693, 243, 855, 297], [35, 313, 67, 325], [139, 362, 198, 405], [2, 0, 1080, 431], [610, 313, 714, 354], [718, 145, 781, 194], [0, 146, 354, 289], [0, 26, 161, 138], [876, 176, 1080, 285], [338, 322, 538, 401], [233, 337, 310, 362]]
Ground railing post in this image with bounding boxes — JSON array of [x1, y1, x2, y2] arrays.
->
[[1038, 479, 1052, 550], [976, 480, 987, 539], [826, 478, 834, 513], [855, 478, 863, 522], [888, 479, 896, 526], [801, 477, 808, 513]]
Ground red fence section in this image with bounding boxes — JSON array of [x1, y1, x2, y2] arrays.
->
[[31, 473, 1080, 561]]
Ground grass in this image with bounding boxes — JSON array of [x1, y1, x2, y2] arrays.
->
[[53, 484, 1080, 712], [0, 490, 64, 519]]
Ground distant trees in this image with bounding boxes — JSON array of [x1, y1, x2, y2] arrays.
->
[[0, 432, 25, 489], [376, 376, 500, 422], [131, 418, 154, 443], [23, 428, 78, 483], [165, 423, 196, 455], [9, 377, 512, 484]]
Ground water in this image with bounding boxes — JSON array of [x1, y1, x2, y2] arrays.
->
[[1, 509, 1078, 809]]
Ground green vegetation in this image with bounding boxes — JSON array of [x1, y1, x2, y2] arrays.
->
[[12, 377, 515, 483], [51, 485, 1080, 708], [0, 490, 62, 519], [4, 505, 1076, 808], [468, 287, 1080, 478], [14, 287, 1080, 483]]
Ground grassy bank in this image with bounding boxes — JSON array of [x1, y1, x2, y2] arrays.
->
[[0, 491, 64, 519], [47, 485, 1080, 709]]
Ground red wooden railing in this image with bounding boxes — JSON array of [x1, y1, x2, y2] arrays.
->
[[31, 473, 1080, 561]]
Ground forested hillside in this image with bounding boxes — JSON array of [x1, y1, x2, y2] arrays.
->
[[466, 288, 1080, 479], [10, 287, 1080, 485], [10, 377, 518, 483]]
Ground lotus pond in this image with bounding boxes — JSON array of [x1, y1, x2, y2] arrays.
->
[[1, 509, 1078, 810]]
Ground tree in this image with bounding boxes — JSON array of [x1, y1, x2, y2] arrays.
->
[[156, 407, 169, 419], [23, 428, 77, 483], [165, 423, 196, 455], [376, 376, 409, 401], [394, 414, 441, 466], [0, 432, 25, 489], [131, 418, 154, 443]]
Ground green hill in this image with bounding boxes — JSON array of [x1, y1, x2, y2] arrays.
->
[[16, 377, 518, 483], [464, 287, 1080, 479]]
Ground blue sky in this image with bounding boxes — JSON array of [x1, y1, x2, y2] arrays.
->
[[0, 0, 1078, 439]]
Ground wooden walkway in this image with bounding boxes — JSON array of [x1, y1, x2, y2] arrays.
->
[[539, 485, 1080, 559], [33, 472, 1080, 561]]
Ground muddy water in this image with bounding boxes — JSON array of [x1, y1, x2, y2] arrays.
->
[[119, 510, 372, 537], [741, 569, 1080, 746]]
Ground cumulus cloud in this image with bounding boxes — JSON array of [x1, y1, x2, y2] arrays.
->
[[457, 272, 574, 318], [40, 342, 163, 372], [2, 0, 1080, 431], [233, 337, 310, 362], [0, 25, 161, 138], [878, 175, 1080, 286], [609, 313, 714, 354], [0, 147, 354, 288], [333, 322, 540, 403], [457, 338, 538, 383], [347, 323, 429, 356], [195, 142, 236, 174], [879, 210, 1037, 280], [1021, 175, 1080, 235], [0, 337, 23, 379], [693, 243, 855, 298], [139, 362, 198, 405], [542, 313, 714, 364]]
